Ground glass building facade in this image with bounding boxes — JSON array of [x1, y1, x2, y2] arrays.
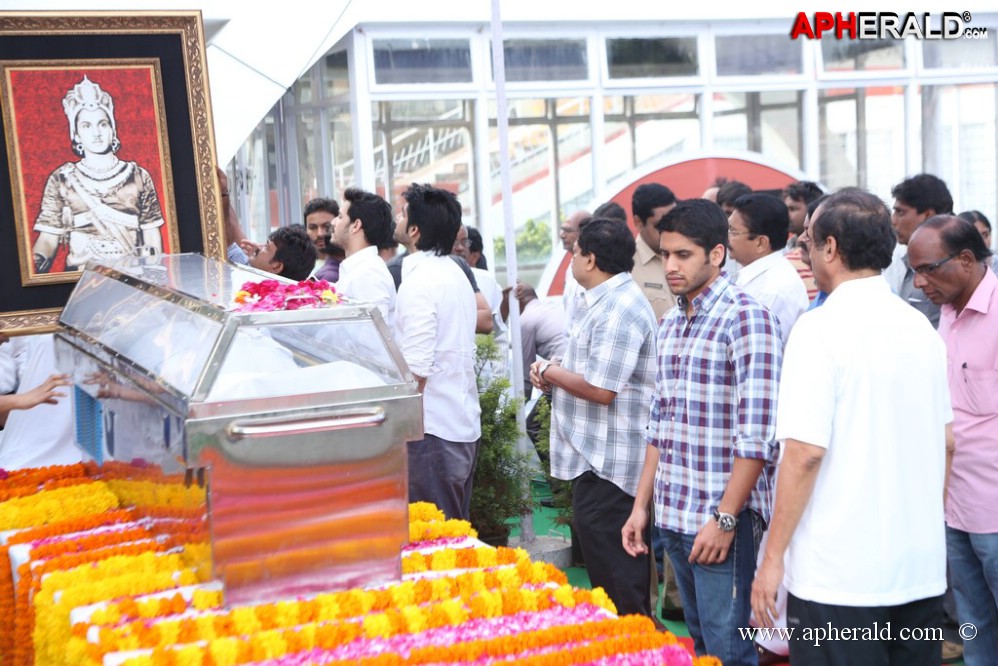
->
[[228, 18, 998, 279]]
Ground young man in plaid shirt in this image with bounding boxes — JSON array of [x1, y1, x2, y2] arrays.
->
[[623, 198, 782, 666]]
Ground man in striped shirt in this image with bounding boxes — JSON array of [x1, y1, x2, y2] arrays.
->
[[623, 199, 782, 666]]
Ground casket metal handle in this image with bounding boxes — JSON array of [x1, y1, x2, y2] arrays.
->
[[226, 407, 386, 440]]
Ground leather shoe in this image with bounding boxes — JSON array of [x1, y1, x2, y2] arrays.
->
[[539, 497, 555, 508], [660, 605, 685, 622]]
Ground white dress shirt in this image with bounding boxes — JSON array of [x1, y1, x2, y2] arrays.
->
[[735, 251, 809, 346], [336, 245, 397, 330], [396, 251, 481, 443]]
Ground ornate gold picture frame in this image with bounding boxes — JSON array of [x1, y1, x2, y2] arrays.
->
[[0, 12, 223, 335]]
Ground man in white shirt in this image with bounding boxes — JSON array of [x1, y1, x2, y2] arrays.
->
[[727, 193, 809, 345], [395, 183, 481, 521], [751, 188, 952, 666], [331, 187, 396, 329], [559, 210, 591, 330]]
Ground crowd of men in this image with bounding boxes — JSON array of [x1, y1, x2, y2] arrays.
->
[[534, 174, 996, 666], [2, 166, 996, 666]]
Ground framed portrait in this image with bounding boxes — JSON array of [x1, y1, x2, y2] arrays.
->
[[0, 12, 224, 335]]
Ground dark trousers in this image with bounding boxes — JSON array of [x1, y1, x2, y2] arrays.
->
[[407, 434, 480, 521], [572, 470, 651, 617], [787, 593, 943, 666]]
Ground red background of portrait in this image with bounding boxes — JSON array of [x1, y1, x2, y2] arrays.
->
[[8, 66, 172, 273]]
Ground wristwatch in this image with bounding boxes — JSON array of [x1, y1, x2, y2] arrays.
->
[[713, 509, 738, 532], [539, 361, 552, 382]]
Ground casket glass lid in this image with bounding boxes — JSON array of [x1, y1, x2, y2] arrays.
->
[[58, 254, 408, 402]]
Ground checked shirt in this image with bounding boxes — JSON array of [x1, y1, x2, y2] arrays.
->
[[648, 273, 782, 534]]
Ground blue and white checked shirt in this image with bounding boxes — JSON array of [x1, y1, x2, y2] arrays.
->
[[550, 272, 658, 497], [648, 273, 781, 534]]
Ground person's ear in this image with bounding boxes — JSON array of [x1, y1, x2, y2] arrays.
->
[[268, 260, 284, 275], [709, 243, 726, 267]]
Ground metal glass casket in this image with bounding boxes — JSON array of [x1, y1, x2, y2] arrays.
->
[[54, 254, 422, 605]]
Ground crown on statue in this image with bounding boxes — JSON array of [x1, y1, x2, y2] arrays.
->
[[62, 75, 116, 140]]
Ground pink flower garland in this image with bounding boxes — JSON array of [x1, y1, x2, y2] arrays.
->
[[232, 279, 341, 312]]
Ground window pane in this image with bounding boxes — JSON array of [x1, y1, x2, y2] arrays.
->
[[822, 39, 905, 71], [606, 37, 698, 78], [323, 50, 349, 97], [818, 87, 906, 193], [373, 39, 472, 84], [327, 103, 353, 195], [713, 92, 748, 151], [373, 100, 476, 226], [923, 33, 998, 69], [296, 111, 320, 202], [603, 94, 700, 190], [922, 84, 997, 221], [501, 39, 588, 82], [716, 35, 802, 76]]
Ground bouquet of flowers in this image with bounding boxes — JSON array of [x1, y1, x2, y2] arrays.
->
[[232, 279, 340, 312]]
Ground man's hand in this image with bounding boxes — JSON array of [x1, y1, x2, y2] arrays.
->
[[621, 504, 650, 557], [529, 359, 557, 392], [13, 374, 70, 410], [688, 517, 735, 564], [751, 555, 785, 628], [239, 239, 262, 259]]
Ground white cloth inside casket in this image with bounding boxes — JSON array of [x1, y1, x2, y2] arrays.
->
[[206, 328, 387, 402]]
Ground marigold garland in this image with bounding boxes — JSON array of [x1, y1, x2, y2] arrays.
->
[[407, 518, 476, 543], [0, 482, 119, 532], [406, 503, 444, 523]]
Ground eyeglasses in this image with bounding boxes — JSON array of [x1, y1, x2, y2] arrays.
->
[[455, 238, 472, 247], [560, 226, 578, 235], [912, 253, 959, 275], [728, 228, 755, 238]]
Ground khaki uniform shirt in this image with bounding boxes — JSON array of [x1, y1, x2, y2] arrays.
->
[[631, 234, 676, 321]]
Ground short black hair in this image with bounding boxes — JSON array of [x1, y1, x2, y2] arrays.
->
[[958, 210, 991, 232], [303, 197, 339, 219], [890, 174, 953, 215], [270, 225, 317, 281], [732, 193, 790, 251], [577, 217, 635, 274], [632, 183, 677, 223], [807, 194, 830, 220], [343, 187, 393, 249], [591, 201, 627, 223], [783, 180, 824, 204], [402, 183, 462, 255], [466, 227, 487, 269], [919, 215, 993, 263], [716, 180, 752, 209], [657, 199, 728, 267], [811, 188, 895, 272]]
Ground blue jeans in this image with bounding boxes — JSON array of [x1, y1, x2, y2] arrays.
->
[[947, 526, 998, 665], [663, 510, 761, 666]]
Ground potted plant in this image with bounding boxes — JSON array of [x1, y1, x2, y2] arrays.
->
[[469, 335, 534, 547]]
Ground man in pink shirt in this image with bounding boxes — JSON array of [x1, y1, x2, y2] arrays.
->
[[909, 215, 998, 666]]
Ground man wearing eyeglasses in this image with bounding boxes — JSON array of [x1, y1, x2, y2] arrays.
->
[[885, 173, 954, 328], [727, 193, 809, 346], [752, 189, 952, 666], [908, 215, 998, 666]]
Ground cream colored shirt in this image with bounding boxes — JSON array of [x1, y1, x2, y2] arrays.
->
[[631, 234, 676, 321]]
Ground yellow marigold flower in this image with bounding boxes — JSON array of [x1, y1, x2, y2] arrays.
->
[[590, 586, 617, 614], [362, 612, 393, 639], [400, 605, 427, 633], [408, 501, 445, 522], [192, 588, 222, 611], [208, 637, 241, 666], [553, 584, 576, 609]]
